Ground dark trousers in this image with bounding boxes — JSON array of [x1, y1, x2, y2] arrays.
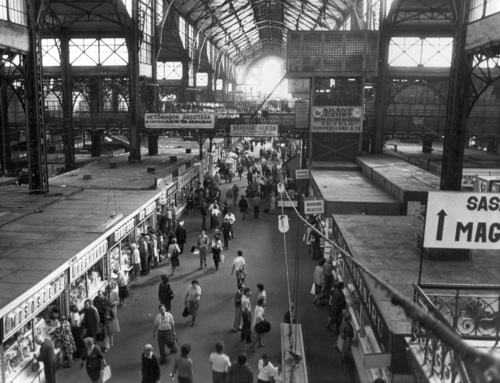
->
[[213, 249, 221, 270], [254, 205, 260, 219], [43, 361, 57, 383], [179, 242, 185, 254], [212, 371, 227, 383], [241, 312, 252, 342], [157, 330, 175, 362], [201, 215, 207, 230], [223, 233, 229, 249], [229, 224, 234, 239]]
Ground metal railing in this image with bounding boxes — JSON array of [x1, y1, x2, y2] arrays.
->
[[411, 283, 500, 383]]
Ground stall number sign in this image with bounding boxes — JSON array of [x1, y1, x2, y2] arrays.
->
[[3, 274, 66, 340], [69, 240, 108, 281], [146, 202, 156, 215], [424, 192, 500, 249], [296, 169, 310, 179], [114, 219, 135, 242], [304, 200, 325, 214]]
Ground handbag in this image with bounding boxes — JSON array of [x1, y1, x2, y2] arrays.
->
[[109, 318, 121, 333], [310, 283, 316, 295], [221, 254, 225, 264], [182, 306, 189, 318], [32, 359, 40, 373], [337, 334, 345, 351], [100, 364, 112, 383], [190, 245, 196, 253]]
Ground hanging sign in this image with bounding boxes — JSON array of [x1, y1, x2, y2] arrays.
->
[[2, 273, 66, 341], [424, 192, 500, 249], [304, 200, 325, 215], [216, 109, 240, 119], [230, 124, 279, 137], [69, 241, 108, 281], [144, 113, 215, 129], [155, 174, 173, 190], [295, 169, 310, 179], [311, 106, 364, 133]]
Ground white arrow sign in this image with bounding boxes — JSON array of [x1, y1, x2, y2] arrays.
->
[[424, 192, 500, 249]]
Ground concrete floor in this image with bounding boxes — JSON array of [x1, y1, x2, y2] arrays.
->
[[57, 172, 358, 383]]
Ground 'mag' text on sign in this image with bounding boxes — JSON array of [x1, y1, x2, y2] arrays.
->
[[424, 192, 500, 249]]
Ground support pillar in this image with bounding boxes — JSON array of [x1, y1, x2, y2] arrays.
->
[[373, 10, 390, 154], [0, 85, 12, 174], [148, 135, 158, 155], [441, 0, 471, 191], [60, 32, 75, 171], [486, 139, 497, 154], [127, 0, 141, 162], [25, 0, 49, 193], [207, 68, 213, 102], [91, 132, 101, 157]]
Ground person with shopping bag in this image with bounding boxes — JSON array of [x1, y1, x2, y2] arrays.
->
[[80, 337, 110, 383]]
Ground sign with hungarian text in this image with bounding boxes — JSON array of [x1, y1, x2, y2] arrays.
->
[[304, 199, 325, 215], [230, 124, 279, 137], [311, 106, 364, 133], [424, 192, 500, 249], [145, 113, 215, 129]]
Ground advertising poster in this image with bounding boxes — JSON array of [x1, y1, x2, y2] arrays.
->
[[310, 106, 364, 133], [145, 113, 215, 129]]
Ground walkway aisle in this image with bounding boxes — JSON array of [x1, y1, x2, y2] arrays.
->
[[58, 173, 357, 383]]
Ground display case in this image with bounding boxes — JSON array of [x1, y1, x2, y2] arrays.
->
[[69, 275, 87, 309], [86, 261, 106, 300], [109, 243, 133, 284], [1, 323, 34, 383]]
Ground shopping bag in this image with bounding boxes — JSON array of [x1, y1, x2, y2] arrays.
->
[[100, 365, 112, 383], [337, 335, 345, 351], [182, 306, 189, 318], [190, 245, 196, 253], [310, 283, 316, 295], [221, 254, 225, 264], [193, 249, 200, 256], [109, 318, 120, 333]]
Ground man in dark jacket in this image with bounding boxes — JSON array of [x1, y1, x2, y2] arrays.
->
[[200, 202, 207, 230], [82, 299, 101, 341], [175, 221, 187, 254], [226, 353, 253, 383], [34, 335, 57, 383], [141, 344, 161, 383], [327, 282, 346, 333]]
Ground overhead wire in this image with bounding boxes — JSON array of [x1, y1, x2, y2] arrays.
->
[[276, 171, 500, 378]]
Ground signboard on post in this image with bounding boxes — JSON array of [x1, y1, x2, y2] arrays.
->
[[310, 106, 364, 133], [145, 113, 215, 129], [424, 192, 500, 250], [295, 169, 310, 179], [230, 124, 279, 137], [304, 200, 325, 215]]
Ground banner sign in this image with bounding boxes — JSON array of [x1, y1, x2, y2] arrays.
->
[[145, 113, 215, 129], [295, 169, 310, 179], [311, 106, 364, 133], [424, 192, 500, 249], [216, 109, 240, 119], [304, 199, 325, 214], [230, 124, 279, 137]]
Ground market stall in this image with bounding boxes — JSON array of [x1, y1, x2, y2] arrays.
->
[[1, 273, 66, 383], [107, 218, 135, 285], [177, 164, 201, 212], [135, 202, 158, 238], [68, 240, 109, 310]]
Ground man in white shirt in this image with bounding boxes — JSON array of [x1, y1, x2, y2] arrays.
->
[[224, 209, 236, 239], [152, 304, 177, 364], [257, 354, 276, 382], [240, 288, 252, 343], [209, 340, 231, 383], [231, 250, 246, 287]]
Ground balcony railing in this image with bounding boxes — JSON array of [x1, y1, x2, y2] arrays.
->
[[411, 283, 500, 383]]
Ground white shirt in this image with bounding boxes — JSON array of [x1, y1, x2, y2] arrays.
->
[[224, 213, 236, 224], [257, 359, 276, 381], [232, 256, 245, 271], [252, 305, 265, 329], [258, 290, 267, 303], [209, 352, 231, 373], [242, 295, 251, 312]]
